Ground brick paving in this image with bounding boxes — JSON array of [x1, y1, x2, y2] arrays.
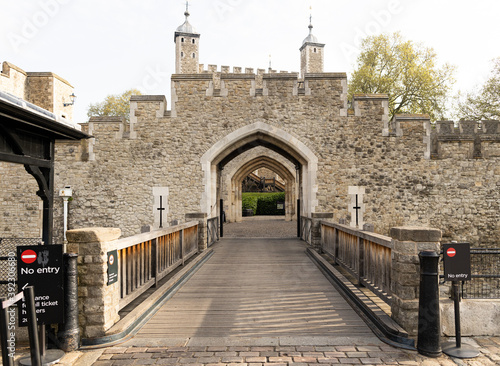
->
[[88, 338, 500, 365]]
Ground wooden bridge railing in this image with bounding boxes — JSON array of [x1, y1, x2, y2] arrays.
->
[[114, 221, 199, 310], [320, 221, 393, 304]]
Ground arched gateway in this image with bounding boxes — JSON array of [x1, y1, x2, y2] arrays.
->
[[227, 154, 296, 222], [200, 122, 318, 221]]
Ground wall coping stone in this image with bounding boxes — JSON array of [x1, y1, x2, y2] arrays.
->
[[353, 93, 389, 101], [304, 72, 347, 79], [263, 73, 299, 80], [172, 73, 213, 81], [2, 61, 28, 77], [393, 114, 430, 122], [221, 73, 256, 80], [88, 116, 125, 123], [311, 212, 333, 219], [130, 95, 166, 102], [26, 71, 73, 87], [390, 226, 442, 243], [66, 227, 121, 243]]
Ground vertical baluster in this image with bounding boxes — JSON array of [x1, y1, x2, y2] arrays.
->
[[140, 242, 144, 286], [127, 247, 132, 295], [119, 249, 124, 299]]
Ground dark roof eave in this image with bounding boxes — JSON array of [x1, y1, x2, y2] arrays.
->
[[0, 98, 90, 140]]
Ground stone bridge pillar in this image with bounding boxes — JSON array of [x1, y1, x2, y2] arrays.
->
[[390, 226, 442, 335], [66, 227, 122, 338], [311, 213, 333, 248], [186, 213, 208, 251]]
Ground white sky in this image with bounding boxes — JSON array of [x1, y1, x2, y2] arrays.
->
[[1, 0, 499, 124]]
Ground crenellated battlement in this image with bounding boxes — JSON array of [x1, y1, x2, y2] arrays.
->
[[430, 120, 500, 159], [172, 67, 347, 102], [434, 120, 500, 136]]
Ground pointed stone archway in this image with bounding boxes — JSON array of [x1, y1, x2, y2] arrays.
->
[[224, 154, 297, 223], [200, 122, 318, 220]]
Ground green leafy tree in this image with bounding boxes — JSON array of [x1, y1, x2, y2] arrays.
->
[[87, 89, 142, 121], [456, 57, 500, 121], [348, 32, 456, 120]]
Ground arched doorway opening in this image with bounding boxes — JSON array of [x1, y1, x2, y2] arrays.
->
[[199, 122, 318, 223], [224, 154, 297, 223]]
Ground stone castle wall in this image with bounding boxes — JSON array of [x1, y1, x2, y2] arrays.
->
[[0, 163, 42, 239], [0, 62, 28, 98], [50, 70, 499, 245], [0, 61, 74, 119]]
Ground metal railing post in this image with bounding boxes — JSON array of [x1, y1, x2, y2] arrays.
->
[[25, 286, 42, 366], [297, 199, 301, 237], [219, 199, 224, 238], [417, 251, 441, 358], [57, 253, 80, 351]]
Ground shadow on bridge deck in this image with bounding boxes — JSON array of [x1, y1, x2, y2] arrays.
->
[[127, 237, 378, 346]]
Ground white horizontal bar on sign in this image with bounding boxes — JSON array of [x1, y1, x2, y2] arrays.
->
[[2, 291, 24, 309]]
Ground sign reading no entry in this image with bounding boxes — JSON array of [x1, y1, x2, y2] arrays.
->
[[443, 243, 471, 281], [17, 245, 64, 325]]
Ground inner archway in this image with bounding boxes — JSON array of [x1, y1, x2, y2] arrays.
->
[[199, 122, 318, 221], [224, 153, 297, 223]]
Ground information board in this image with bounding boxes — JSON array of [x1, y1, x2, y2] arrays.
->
[[17, 245, 64, 325], [107, 249, 118, 285], [443, 242, 471, 281]]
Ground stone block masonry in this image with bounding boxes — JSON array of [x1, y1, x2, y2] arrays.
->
[[66, 227, 121, 338], [50, 69, 500, 247], [390, 226, 441, 335]]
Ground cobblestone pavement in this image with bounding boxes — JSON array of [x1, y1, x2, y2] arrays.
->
[[224, 217, 296, 238], [83, 337, 500, 365]]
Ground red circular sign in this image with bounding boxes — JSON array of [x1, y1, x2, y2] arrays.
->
[[21, 250, 37, 264], [447, 248, 456, 257]]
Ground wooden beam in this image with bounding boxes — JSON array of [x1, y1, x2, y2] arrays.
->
[[0, 151, 51, 168]]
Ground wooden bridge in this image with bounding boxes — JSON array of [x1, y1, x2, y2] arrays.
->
[[134, 237, 373, 339]]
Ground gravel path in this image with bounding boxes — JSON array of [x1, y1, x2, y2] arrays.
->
[[223, 216, 297, 238]]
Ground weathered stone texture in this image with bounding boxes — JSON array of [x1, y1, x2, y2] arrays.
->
[[48, 69, 500, 247], [66, 227, 121, 338], [0, 162, 42, 238], [390, 227, 441, 335]]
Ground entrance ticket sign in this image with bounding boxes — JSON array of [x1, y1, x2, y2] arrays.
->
[[107, 249, 118, 285], [17, 244, 64, 325], [443, 243, 471, 282]]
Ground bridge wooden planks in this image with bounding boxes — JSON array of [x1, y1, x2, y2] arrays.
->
[[135, 238, 373, 338]]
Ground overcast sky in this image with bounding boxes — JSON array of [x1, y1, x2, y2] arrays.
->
[[1, 0, 499, 124]]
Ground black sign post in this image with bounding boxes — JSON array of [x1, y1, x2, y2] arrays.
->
[[442, 243, 479, 359], [107, 250, 118, 285]]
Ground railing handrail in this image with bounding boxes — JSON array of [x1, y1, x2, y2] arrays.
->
[[320, 220, 392, 249], [113, 221, 198, 251]]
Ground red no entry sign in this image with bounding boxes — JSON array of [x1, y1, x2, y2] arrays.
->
[[20, 249, 37, 264], [443, 243, 471, 281]]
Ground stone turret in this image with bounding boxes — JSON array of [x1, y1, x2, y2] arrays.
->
[[174, 3, 200, 74], [300, 14, 325, 79]]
